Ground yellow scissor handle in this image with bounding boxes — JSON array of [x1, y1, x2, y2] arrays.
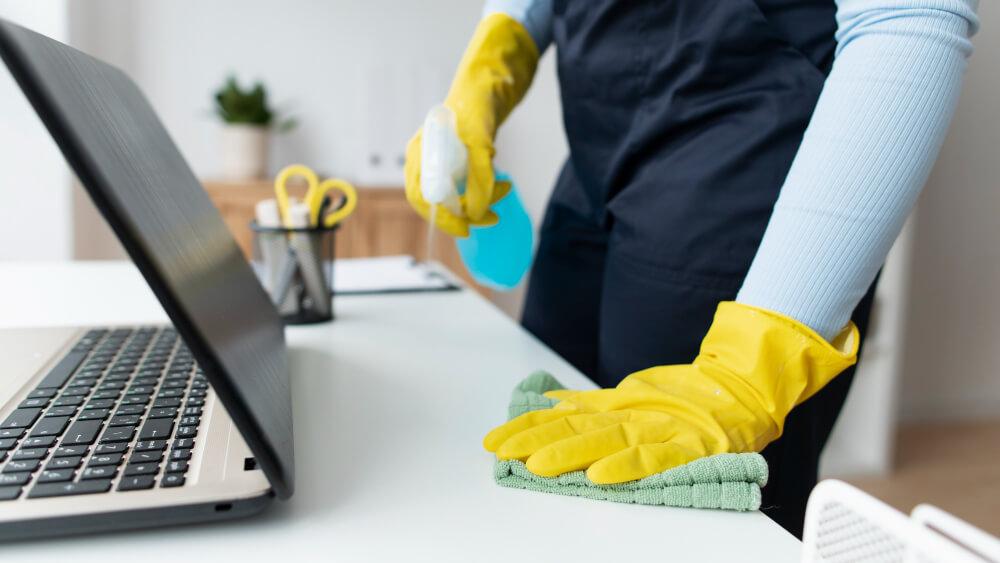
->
[[274, 164, 319, 227], [309, 178, 358, 228]]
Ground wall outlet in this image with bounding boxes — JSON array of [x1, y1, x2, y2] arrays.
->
[[357, 63, 445, 187]]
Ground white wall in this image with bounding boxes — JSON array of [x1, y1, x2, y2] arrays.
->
[[899, 1, 1000, 421], [70, 0, 566, 203], [17, 1, 1000, 425], [68, 0, 567, 312], [0, 1, 72, 260]]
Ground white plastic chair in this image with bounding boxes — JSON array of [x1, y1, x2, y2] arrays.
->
[[801, 479, 1000, 562]]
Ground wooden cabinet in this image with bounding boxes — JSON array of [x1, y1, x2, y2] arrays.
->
[[201, 180, 489, 295]]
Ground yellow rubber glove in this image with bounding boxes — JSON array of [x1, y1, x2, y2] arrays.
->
[[483, 302, 859, 484], [405, 13, 539, 237]]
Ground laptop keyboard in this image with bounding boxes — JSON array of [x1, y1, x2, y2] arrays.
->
[[0, 327, 207, 501]]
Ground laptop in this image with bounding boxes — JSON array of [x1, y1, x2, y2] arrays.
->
[[0, 19, 293, 539]]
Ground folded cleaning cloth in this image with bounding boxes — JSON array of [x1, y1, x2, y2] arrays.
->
[[492, 371, 769, 511]]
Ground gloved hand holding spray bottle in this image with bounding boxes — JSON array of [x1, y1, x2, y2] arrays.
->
[[416, 105, 533, 291], [404, 12, 541, 291]]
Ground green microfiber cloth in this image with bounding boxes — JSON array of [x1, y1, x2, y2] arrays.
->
[[492, 371, 769, 511]]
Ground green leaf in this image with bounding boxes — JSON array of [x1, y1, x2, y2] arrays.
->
[[212, 75, 284, 126]]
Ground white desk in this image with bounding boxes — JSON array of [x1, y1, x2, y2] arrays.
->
[[0, 261, 801, 562]]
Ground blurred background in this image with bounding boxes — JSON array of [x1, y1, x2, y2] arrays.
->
[[0, 0, 997, 533]]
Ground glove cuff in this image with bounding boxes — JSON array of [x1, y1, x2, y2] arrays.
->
[[444, 13, 540, 144], [695, 301, 859, 418]]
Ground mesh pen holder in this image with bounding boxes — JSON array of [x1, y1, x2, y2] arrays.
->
[[251, 221, 338, 325]]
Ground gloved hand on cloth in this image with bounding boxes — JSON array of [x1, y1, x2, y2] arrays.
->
[[484, 301, 859, 484]]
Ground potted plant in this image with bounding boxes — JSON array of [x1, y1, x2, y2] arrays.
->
[[213, 76, 294, 180]]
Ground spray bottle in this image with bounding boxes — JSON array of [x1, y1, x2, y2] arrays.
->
[[420, 105, 533, 291]]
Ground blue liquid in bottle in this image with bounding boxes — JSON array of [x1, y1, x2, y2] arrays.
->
[[455, 172, 533, 291]]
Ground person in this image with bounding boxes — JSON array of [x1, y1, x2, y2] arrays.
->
[[404, 0, 979, 536]]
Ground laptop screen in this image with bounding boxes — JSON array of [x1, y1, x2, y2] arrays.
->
[[0, 19, 294, 498]]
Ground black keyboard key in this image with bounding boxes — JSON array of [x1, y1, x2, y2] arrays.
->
[[152, 398, 181, 409], [178, 416, 200, 427], [176, 426, 197, 438], [118, 475, 155, 491], [45, 456, 82, 470], [22, 436, 57, 448], [36, 350, 87, 389], [0, 473, 31, 486], [115, 405, 146, 416], [91, 390, 121, 400], [160, 473, 185, 488], [129, 451, 162, 464], [132, 377, 159, 387], [172, 438, 193, 450], [0, 428, 25, 439], [29, 479, 112, 498], [52, 396, 85, 407], [12, 448, 48, 460], [138, 419, 173, 441], [134, 440, 166, 452], [185, 398, 205, 407], [164, 460, 188, 473], [0, 450, 7, 462], [0, 486, 22, 500], [2, 408, 41, 429], [156, 389, 184, 399], [44, 406, 78, 417], [88, 453, 123, 467], [53, 445, 88, 457], [62, 419, 103, 445], [68, 378, 97, 389], [169, 449, 191, 461], [94, 443, 128, 454], [160, 380, 187, 389], [182, 407, 202, 417], [0, 438, 15, 449], [121, 396, 150, 406], [124, 463, 158, 476], [30, 416, 70, 437], [18, 397, 49, 409], [100, 426, 135, 443], [109, 415, 141, 427], [60, 387, 89, 397], [98, 381, 127, 391], [27, 388, 58, 399], [80, 466, 117, 480], [77, 409, 109, 421], [148, 408, 177, 419], [187, 388, 207, 398], [4, 459, 40, 473], [84, 399, 115, 410], [37, 468, 75, 483], [127, 385, 155, 395]]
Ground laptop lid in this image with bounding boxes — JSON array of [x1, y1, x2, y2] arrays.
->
[[0, 19, 294, 499]]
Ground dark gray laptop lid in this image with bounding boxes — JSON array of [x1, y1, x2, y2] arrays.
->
[[0, 19, 294, 499]]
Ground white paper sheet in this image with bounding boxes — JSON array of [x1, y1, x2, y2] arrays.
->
[[332, 255, 457, 295]]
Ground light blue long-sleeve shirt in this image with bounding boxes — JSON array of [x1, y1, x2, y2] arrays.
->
[[484, 0, 978, 341]]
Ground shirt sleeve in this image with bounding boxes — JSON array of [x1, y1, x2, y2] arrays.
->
[[735, 0, 979, 340], [482, 0, 553, 53]]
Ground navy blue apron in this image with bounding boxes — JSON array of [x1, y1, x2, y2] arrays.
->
[[521, 0, 877, 536]]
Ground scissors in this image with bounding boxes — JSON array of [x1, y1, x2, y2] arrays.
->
[[274, 164, 358, 228]]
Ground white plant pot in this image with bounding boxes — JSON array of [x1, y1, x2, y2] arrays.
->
[[220, 124, 270, 180]]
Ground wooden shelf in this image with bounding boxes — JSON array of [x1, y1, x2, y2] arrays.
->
[[201, 179, 490, 296]]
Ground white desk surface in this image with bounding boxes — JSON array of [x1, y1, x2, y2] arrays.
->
[[0, 261, 800, 562]]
